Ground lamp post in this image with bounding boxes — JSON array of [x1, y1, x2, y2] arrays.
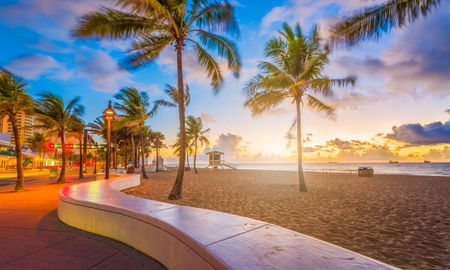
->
[[103, 100, 116, 179]]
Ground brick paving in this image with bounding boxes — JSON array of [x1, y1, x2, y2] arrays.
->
[[0, 176, 166, 270]]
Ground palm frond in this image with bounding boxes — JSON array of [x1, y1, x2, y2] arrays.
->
[[74, 8, 162, 39], [330, 0, 441, 46], [191, 40, 222, 91], [305, 94, 335, 120], [195, 30, 241, 78], [244, 90, 290, 116]]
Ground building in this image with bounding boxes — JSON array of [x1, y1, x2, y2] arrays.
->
[[0, 112, 34, 146]]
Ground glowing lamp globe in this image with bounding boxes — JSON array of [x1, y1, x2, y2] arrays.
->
[[103, 100, 116, 121]]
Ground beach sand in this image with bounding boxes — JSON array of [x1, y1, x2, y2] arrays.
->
[[124, 168, 450, 269]]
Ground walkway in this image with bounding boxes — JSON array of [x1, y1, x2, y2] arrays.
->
[[0, 176, 165, 270]]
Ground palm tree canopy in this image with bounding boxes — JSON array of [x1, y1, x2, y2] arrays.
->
[[73, 0, 241, 90], [155, 84, 191, 108], [0, 69, 33, 118], [151, 131, 166, 149], [27, 132, 45, 150], [114, 87, 157, 128], [33, 93, 84, 136], [186, 115, 210, 147], [245, 23, 355, 118], [330, 0, 441, 46], [172, 131, 194, 156]]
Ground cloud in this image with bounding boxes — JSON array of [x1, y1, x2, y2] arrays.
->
[[260, 0, 386, 36], [0, 0, 103, 40], [310, 137, 399, 161], [332, 1, 450, 97], [423, 147, 450, 160], [200, 112, 216, 123], [5, 53, 71, 80], [211, 133, 244, 159], [386, 121, 450, 145], [78, 50, 132, 92]]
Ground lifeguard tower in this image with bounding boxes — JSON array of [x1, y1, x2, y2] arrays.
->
[[206, 151, 236, 169]]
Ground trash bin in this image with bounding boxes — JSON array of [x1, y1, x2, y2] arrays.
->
[[49, 168, 58, 177], [358, 167, 374, 177], [126, 165, 135, 174]]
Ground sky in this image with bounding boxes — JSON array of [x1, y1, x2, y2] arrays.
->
[[1, 0, 449, 163]]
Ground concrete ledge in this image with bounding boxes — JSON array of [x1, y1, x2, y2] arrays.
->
[[58, 175, 399, 270]]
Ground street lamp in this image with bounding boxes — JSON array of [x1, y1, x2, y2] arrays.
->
[[103, 100, 116, 179]]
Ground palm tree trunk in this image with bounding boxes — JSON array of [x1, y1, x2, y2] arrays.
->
[[58, 133, 66, 183], [43, 146, 46, 170], [194, 141, 198, 174], [94, 153, 97, 174], [124, 144, 128, 168], [156, 147, 159, 172], [186, 152, 190, 170], [79, 132, 84, 179], [83, 129, 88, 173], [296, 98, 307, 192], [131, 133, 135, 167], [140, 124, 148, 179], [169, 40, 186, 200], [38, 147, 42, 170], [11, 117, 24, 191], [114, 141, 117, 169]]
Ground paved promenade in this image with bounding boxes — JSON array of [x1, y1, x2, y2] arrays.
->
[[0, 176, 165, 270]]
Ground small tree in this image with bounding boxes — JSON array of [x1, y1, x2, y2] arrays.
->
[[27, 132, 45, 169], [34, 93, 84, 183], [151, 131, 166, 172], [114, 87, 158, 179], [186, 116, 210, 173]]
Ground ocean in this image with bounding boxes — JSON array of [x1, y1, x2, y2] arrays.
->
[[166, 162, 450, 177]]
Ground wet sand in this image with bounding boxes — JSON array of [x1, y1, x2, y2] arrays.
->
[[124, 168, 450, 269]]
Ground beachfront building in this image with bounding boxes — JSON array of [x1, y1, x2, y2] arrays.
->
[[206, 151, 224, 168], [0, 112, 34, 146], [0, 135, 16, 171]]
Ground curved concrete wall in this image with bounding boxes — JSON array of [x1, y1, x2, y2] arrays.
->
[[57, 175, 398, 270]]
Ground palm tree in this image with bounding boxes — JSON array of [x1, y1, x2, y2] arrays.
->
[[33, 93, 84, 183], [172, 132, 194, 171], [245, 23, 355, 192], [186, 116, 210, 173], [330, 0, 441, 46], [155, 84, 191, 109], [151, 131, 166, 172], [0, 69, 33, 191], [68, 116, 85, 179], [74, 0, 241, 200], [114, 87, 157, 179], [27, 132, 45, 169]]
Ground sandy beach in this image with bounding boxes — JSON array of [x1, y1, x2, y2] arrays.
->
[[124, 168, 450, 269]]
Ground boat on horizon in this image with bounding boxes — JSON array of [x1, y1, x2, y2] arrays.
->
[[389, 160, 399, 163], [424, 160, 431, 163]]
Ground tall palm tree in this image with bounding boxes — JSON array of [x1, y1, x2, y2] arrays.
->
[[151, 131, 166, 172], [186, 116, 210, 173], [74, 0, 241, 200], [114, 87, 157, 179], [33, 93, 84, 183], [0, 69, 33, 191], [330, 0, 441, 46], [27, 132, 45, 169], [245, 23, 355, 192], [155, 84, 191, 109]]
